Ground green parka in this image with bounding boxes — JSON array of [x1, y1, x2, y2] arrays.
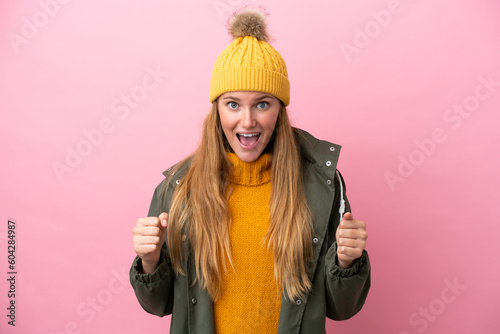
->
[[130, 128, 371, 333]]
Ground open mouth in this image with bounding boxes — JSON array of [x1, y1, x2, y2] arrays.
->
[[237, 133, 261, 147]]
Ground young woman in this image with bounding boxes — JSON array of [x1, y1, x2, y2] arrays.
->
[[130, 8, 370, 334]]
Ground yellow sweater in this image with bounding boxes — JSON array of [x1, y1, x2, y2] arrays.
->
[[213, 152, 282, 334]]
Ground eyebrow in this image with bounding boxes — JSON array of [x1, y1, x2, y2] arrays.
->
[[221, 94, 274, 101]]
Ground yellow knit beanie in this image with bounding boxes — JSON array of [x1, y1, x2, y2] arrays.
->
[[209, 7, 290, 106]]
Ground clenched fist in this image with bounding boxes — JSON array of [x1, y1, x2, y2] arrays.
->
[[132, 212, 168, 274], [336, 212, 368, 269]]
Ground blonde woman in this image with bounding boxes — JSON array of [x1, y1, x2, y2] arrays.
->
[[130, 8, 370, 334]]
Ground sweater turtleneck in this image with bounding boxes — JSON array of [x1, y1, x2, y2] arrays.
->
[[226, 152, 272, 186]]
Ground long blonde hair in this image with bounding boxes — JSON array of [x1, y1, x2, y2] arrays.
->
[[164, 102, 313, 301]]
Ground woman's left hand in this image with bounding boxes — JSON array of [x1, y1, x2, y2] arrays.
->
[[335, 212, 368, 269]]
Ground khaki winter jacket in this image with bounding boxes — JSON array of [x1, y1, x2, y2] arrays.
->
[[130, 128, 371, 333]]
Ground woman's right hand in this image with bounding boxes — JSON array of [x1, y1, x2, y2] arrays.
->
[[132, 212, 168, 274]]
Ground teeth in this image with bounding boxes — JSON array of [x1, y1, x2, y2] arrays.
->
[[239, 133, 259, 137]]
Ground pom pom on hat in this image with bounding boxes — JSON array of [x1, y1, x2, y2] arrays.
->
[[228, 7, 269, 42]]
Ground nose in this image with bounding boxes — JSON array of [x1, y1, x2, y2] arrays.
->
[[240, 107, 256, 129]]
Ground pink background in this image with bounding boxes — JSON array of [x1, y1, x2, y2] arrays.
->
[[1, 0, 499, 333]]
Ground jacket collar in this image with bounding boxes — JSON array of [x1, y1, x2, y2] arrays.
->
[[162, 128, 342, 184], [294, 128, 342, 180]]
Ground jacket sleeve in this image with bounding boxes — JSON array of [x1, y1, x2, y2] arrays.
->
[[324, 171, 371, 320], [129, 180, 175, 317]]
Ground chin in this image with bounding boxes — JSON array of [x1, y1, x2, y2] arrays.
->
[[234, 149, 263, 163]]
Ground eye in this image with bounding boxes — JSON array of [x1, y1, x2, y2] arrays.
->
[[257, 102, 268, 109], [228, 102, 239, 109]]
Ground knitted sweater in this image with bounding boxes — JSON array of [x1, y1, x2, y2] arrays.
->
[[213, 152, 282, 333]]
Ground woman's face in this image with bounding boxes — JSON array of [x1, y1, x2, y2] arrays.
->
[[217, 91, 281, 163]]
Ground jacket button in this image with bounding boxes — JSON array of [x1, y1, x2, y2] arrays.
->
[[295, 299, 302, 305], [175, 179, 180, 185], [326, 161, 332, 167], [313, 237, 319, 244], [326, 179, 331, 185], [191, 298, 197, 305], [330, 147, 335, 151]]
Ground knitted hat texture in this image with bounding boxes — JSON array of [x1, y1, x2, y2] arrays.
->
[[209, 8, 290, 106]]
